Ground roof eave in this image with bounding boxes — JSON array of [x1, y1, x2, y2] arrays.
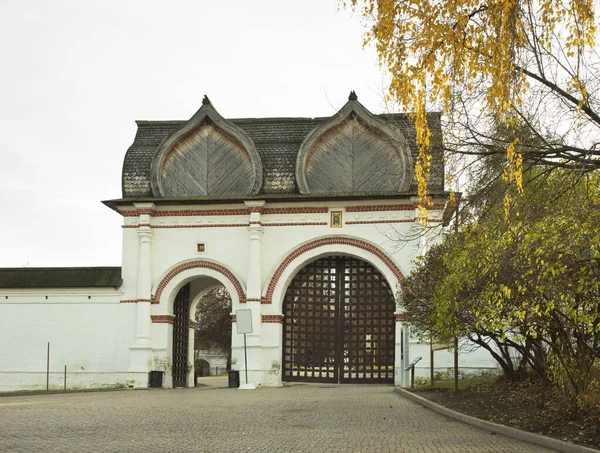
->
[[102, 191, 451, 210]]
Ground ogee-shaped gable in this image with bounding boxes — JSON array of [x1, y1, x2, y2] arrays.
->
[[150, 96, 262, 197], [296, 92, 412, 194]]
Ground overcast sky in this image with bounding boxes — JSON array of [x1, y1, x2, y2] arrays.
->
[[0, 0, 390, 267]]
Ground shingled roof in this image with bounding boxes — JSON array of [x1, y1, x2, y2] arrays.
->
[[121, 98, 444, 199], [0, 267, 123, 288]]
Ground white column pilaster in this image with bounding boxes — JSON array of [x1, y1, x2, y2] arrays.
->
[[127, 203, 155, 385], [236, 201, 265, 386], [134, 228, 153, 346]]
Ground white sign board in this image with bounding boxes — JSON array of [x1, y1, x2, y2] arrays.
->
[[236, 309, 253, 334]]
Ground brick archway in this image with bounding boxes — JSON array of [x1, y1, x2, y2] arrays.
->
[[263, 237, 405, 305], [153, 260, 246, 305]]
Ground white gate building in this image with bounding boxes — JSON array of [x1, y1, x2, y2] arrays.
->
[[1, 93, 491, 391]]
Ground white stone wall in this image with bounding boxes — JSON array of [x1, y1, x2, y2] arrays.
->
[[0, 288, 125, 392]]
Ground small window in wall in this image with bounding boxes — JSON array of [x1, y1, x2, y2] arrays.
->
[[197, 243, 206, 253]]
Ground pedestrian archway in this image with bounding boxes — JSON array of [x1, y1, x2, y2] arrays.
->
[[282, 255, 395, 384], [172, 279, 233, 387]]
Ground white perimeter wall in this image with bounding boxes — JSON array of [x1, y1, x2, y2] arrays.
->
[[0, 288, 128, 392]]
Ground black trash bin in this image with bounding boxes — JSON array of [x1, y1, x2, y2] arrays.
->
[[149, 371, 164, 388], [228, 370, 240, 388]]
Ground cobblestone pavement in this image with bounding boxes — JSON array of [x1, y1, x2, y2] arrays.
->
[[0, 378, 557, 453]]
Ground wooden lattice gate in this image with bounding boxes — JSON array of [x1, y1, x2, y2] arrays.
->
[[282, 256, 395, 384], [172, 283, 190, 387]]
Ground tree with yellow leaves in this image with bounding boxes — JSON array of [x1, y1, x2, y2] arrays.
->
[[347, 0, 599, 209]]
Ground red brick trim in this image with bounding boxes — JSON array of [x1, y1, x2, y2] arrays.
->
[[121, 206, 330, 217], [153, 261, 246, 305], [395, 313, 407, 322], [345, 219, 443, 225], [120, 208, 154, 217], [152, 224, 248, 229], [263, 237, 405, 304], [262, 222, 328, 227], [262, 314, 284, 323], [121, 223, 151, 229], [231, 314, 237, 322], [122, 208, 248, 217], [346, 205, 413, 212], [120, 299, 138, 303], [123, 224, 249, 229], [263, 207, 328, 214], [346, 203, 446, 212], [346, 220, 413, 225], [151, 315, 175, 324], [246, 298, 262, 303], [155, 209, 249, 217]]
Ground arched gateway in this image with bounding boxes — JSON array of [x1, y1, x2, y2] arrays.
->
[[1, 93, 494, 393], [283, 256, 395, 383]]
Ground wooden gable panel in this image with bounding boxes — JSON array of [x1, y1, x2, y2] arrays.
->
[[160, 121, 255, 197], [304, 117, 405, 193]]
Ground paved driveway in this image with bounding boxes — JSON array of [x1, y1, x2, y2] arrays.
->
[[0, 377, 556, 453]]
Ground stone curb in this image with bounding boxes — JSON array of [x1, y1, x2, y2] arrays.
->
[[0, 388, 133, 398], [395, 388, 599, 453]]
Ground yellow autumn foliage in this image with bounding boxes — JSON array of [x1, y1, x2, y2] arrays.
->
[[346, 0, 597, 204]]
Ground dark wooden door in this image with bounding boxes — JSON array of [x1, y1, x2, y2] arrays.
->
[[172, 283, 190, 388], [282, 256, 395, 384]]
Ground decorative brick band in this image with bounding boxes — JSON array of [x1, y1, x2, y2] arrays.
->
[[346, 205, 413, 212], [120, 208, 154, 217], [262, 314, 284, 323], [125, 222, 331, 229], [345, 220, 413, 225], [152, 224, 249, 229], [153, 261, 246, 305], [261, 222, 328, 227], [122, 208, 248, 217], [120, 298, 152, 303], [263, 207, 328, 214], [151, 315, 175, 324], [154, 209, 248, 217], [121, 207, 330, 217], [395, 313, 407, 322], [263, 237, 405, 304], [246, 298, 262, 303], [124, 223, 249, 229], [346, 203, 446, 212]]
